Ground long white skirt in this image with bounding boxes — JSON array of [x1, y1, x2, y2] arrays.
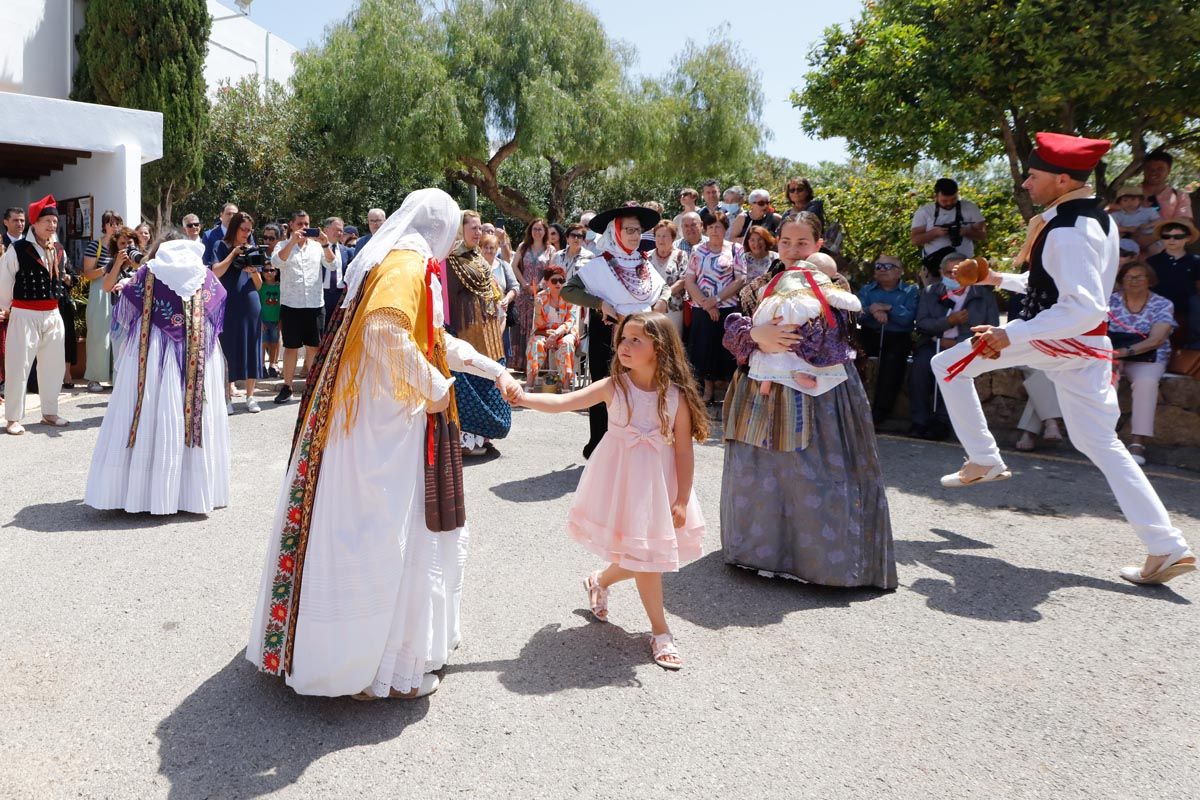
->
[[246, 381, 468, 697], [84, 327, 230, 515]]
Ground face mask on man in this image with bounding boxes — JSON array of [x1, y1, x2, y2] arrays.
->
[[942, 277, 961, 292], [719, 202, 741, 216]]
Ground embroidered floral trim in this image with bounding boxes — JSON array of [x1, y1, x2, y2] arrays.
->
[[126, 272, 156, 448], [601, 252, 657, 302]]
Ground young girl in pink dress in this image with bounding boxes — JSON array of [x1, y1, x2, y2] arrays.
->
[[516, 311, 707, 669]]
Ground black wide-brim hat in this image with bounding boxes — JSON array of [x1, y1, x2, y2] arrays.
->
[[587, 205, 661, 235]]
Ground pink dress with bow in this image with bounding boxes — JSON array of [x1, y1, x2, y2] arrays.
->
[[566, 379, 705, 572]]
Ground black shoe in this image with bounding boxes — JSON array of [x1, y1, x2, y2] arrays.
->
[[582, 441, 596, 460], [274, 385, 293, 404], [267, 366, 279, 378]]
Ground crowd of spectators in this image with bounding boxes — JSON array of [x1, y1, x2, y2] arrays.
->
[[2, 151, 1195, 463]]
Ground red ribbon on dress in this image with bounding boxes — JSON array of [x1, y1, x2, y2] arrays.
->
[[761, 267, 836, 328], [426, 257, 441, 466]]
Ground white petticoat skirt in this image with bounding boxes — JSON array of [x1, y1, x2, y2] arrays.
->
[[84, 327, 230, 514], [246, 380, 468, 697]]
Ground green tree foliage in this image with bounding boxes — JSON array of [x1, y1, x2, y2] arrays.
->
[[179, 78, 436, 229], [293, 0, 764, 223], [794, 0, 1200, 218], [71, 0, 211, 225]]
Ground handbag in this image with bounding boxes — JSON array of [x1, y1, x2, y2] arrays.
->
[[1109, 331, 1157, 363], [1167, 348, 1200, 378]]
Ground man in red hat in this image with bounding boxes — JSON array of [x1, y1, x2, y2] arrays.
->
[[0, 194, 71, 434], [930, 132, 1194, 586]]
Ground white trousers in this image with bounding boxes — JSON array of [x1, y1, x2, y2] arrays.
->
[[4, 307, 65, 422], [932, 336, 1187, 556], [1117, 360, 1166, 438]]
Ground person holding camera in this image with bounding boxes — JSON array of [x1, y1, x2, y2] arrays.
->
[[271, 210, 337, 404], [213, 212, 264, 414], [911, 178, 987, 273]]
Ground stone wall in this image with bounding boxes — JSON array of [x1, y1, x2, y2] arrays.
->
[[862, 360, 1200, 471]]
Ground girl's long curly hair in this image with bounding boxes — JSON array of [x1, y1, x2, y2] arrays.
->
[[609, 312, 709, 442]]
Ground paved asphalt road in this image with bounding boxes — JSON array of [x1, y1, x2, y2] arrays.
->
[[1, 386, 1197, 799]]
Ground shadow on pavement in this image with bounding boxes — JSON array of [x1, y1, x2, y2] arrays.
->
[[444, 610, 644, 693], [156, 651, 429, 800], [489, 465, 585, 502], [897, 528, 1190, 622], [2, 499, 209, 532], [664, 551, 891, 630]]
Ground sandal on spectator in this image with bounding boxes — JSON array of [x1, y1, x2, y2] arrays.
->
[[41, 416, 69, 427], [1128, 443, 1147, 466], [583, 570, 609, 622], [1042, 419, 1064, 441], [1015, 431, 1037, 452], [6, 420, 25, 435], [650, 632, 682, 670]]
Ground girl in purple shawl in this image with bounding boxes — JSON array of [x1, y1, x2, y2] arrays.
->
[[85, 231, 231, 515]]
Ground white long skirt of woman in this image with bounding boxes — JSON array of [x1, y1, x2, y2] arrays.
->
[[245, 358, 468, 698], [84, 326, 230, 514]]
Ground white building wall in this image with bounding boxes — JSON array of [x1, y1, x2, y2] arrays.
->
[[0, 1, 296, 100], [0, 0, 86, 100], [206, 0, 297, 93]]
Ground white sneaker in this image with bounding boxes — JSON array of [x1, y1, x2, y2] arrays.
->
[[246, 398, 261, 414], [87, 381, 104, 393], [226, 400, 235, 416]]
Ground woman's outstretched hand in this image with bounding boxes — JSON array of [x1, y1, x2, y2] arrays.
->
[[497, 372, 523, 404]]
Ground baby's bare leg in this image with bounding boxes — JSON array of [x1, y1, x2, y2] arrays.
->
[[792, 371, 818, 389]]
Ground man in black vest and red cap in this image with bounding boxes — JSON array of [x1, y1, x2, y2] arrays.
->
[[0, 194, 71, 434], [931, 132, 1194, 585]]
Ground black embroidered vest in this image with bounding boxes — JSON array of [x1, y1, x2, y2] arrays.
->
[[1019, 198, 1109, 322], [10, 239, 67, 301]]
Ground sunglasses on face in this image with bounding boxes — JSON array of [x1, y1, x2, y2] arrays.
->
[[1161, 233, 1189, 240], [567, 232, 584, 239], [185, 222, 201, 229], [753, 200, 768, 206], [549, 277, 565, 285], [873, 262, 900, 271]]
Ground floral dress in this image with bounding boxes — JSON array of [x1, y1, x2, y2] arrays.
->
[[511, 245, 552, 372], [527, 290, 580, 382]]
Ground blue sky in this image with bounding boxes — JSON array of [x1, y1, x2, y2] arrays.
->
[[229, 0, 861, 164]]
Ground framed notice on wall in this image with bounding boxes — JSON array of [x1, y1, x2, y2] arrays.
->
[[58, 195, 94, 241]]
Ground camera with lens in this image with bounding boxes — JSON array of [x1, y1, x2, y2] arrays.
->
[[239, 245, 266, 269], [945, 221, 963, 247]]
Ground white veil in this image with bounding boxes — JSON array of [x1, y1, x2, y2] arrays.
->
[[341, 188, 461, 308]]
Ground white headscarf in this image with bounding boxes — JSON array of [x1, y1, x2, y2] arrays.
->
[[147, 239, 207, 298], [341, 188, 461, 308], [591, 215, 648, 272]]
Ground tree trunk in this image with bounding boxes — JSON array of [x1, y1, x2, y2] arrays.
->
[[447, 167, 535, 224], [546, 159, 591, 224], [997, 110, 1036, 221]]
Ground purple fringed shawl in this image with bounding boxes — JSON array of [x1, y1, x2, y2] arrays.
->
[[115, 266, 226, 447]]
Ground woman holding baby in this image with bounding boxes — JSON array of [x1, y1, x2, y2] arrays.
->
[[719, 211, 897, 589]]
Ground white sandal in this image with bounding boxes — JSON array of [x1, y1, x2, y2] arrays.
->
[[650, 633, 682, 670], [940, 460, 1011, 488], [1120, 549, 1197, 585], [5, 421, 24, 435]]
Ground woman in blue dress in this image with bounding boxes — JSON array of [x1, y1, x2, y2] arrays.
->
[[211, 212, 264, 414]]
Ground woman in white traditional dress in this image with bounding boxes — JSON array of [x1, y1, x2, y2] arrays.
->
[[84, 232, 230, 515], [561, 205, 671, 458], [247, 189, 521, 700]]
